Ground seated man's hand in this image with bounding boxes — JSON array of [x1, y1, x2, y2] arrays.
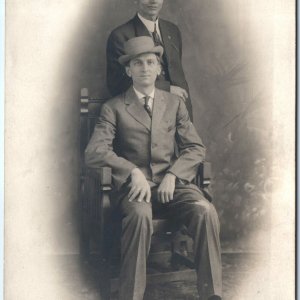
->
[[157, 173, 176, 204], [128, 168, 151, 203], [170, 85, 188, 102]]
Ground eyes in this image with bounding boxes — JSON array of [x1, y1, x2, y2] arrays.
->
[[132, 59, 156, 66]]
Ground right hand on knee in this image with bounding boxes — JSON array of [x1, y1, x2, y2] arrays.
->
[[128, 168, 151, 203]]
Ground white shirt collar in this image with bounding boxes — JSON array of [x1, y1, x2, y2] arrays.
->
[[133, 86, 155, 99], [137, 13, 160, 34]]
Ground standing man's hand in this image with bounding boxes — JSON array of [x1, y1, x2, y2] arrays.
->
[[157, 173, 176, 204], [128, 168, 151, 203], [170, 85, 188, 102]]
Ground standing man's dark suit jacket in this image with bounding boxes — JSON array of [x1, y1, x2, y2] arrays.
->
[[106, 14, 193, 119]]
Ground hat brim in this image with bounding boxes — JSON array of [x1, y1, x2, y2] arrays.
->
[[118, 45, 164, 66]]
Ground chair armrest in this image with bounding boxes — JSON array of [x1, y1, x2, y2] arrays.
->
[[195, 162, 212, 202], [196, 162, 211, 188], [83, 166, 112, 219], [86, 167, 112, 191]]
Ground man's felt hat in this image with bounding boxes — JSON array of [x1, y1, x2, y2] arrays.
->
[[118, 36, 163, 65]]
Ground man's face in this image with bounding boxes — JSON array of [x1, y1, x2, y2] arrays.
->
[[137, 0, 164, 21], [126, 53, 161, 90]]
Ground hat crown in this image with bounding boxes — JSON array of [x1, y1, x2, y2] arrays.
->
[[124, 36, 156, 56], [118, 36, 163, 65]]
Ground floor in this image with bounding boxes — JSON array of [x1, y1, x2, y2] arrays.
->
[[53, 243, 269, 300]]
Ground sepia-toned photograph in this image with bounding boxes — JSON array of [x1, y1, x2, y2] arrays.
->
[[5, 0, 295, 299]]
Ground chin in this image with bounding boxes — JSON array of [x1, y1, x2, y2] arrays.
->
[[138, 79, 154, 85]]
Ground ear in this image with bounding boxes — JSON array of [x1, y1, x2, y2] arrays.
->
[[125, 66, 131, 77], [156, 64, 161, 76]]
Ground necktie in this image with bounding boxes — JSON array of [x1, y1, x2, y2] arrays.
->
[[152, 23, 162, 46], [152, 23, 169, 80], [144, 96, 152, 118]]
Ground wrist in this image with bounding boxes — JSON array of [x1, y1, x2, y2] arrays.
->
[[166, 172, 176, 180], [131, 167, 140, 176]]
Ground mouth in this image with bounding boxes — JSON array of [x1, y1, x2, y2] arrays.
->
[[140, 74, 151, 78], [146, 5, 158, 10]]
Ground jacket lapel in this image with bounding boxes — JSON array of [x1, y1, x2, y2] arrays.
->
[[125, 86, 152, 131], [133, 14, 152, 37], [158, 19, 173, 64], [151, 89, 166, 133]]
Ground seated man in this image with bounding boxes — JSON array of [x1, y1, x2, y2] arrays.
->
[[85, 36, 222, 300]]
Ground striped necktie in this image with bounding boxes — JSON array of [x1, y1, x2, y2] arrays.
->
[[144, 96, 152, 117], [152, 23, 169, 80], [152, 23, 162, 46]]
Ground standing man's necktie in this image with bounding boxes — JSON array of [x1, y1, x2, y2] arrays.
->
[[152, 23, 162, 46], [152, 23, 169, 81], [144, 96, 152, 118]]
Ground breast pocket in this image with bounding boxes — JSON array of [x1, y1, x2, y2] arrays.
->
[[161, 119, 176, 132]]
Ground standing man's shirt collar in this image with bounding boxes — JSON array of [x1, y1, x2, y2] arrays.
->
[[137, 13, 162, 38]]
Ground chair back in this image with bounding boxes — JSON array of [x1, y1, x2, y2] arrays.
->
[[80, 88, 108, 178]]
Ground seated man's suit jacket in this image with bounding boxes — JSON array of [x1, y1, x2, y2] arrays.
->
[[85, 87, 205, 191], [106, 14, 193, 119]]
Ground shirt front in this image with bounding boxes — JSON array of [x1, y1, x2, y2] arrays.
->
[[137, 13, 162, 41], [133, 86, 155, 112]]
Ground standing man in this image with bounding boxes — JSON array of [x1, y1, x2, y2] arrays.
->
[[106, 0, 193, 120], [86, 36, 222, 300]]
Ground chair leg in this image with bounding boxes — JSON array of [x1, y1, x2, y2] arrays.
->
[[99, 258, 111, 300], [80, 213, 90, 260], [98, 229, 114, 299], [171, 229, 195, 269]]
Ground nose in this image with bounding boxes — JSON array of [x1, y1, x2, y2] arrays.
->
[[141, 62, 149, 72]]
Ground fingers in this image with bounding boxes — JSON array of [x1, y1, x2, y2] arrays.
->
[[145, 189, 151, 203], [137, 189, 146, 203], [129, 168, 151, 203], [180, 89, 188, 102], [128, 186, 140, 202], [157, 190, 163, 203], [169, 190, 174, 201], [128, 186, 151, 203], [157, 190, 173, 203], [182, 88, 188, 98]]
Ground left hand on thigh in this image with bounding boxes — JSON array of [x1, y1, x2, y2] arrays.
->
[[157, 173, 176, 203]]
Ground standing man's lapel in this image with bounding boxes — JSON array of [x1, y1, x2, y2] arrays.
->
[[133, 14, 152, 37], [158, 20, 173, 63], [125, 87, 152, 131]]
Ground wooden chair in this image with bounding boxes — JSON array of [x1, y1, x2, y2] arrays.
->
[[79, 88, 212, 299]]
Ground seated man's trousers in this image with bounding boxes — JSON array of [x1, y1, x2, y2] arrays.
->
[[117, 183, 222, 300]]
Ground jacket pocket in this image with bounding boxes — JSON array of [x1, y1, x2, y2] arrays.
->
[[161, 119, 175, 132]]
